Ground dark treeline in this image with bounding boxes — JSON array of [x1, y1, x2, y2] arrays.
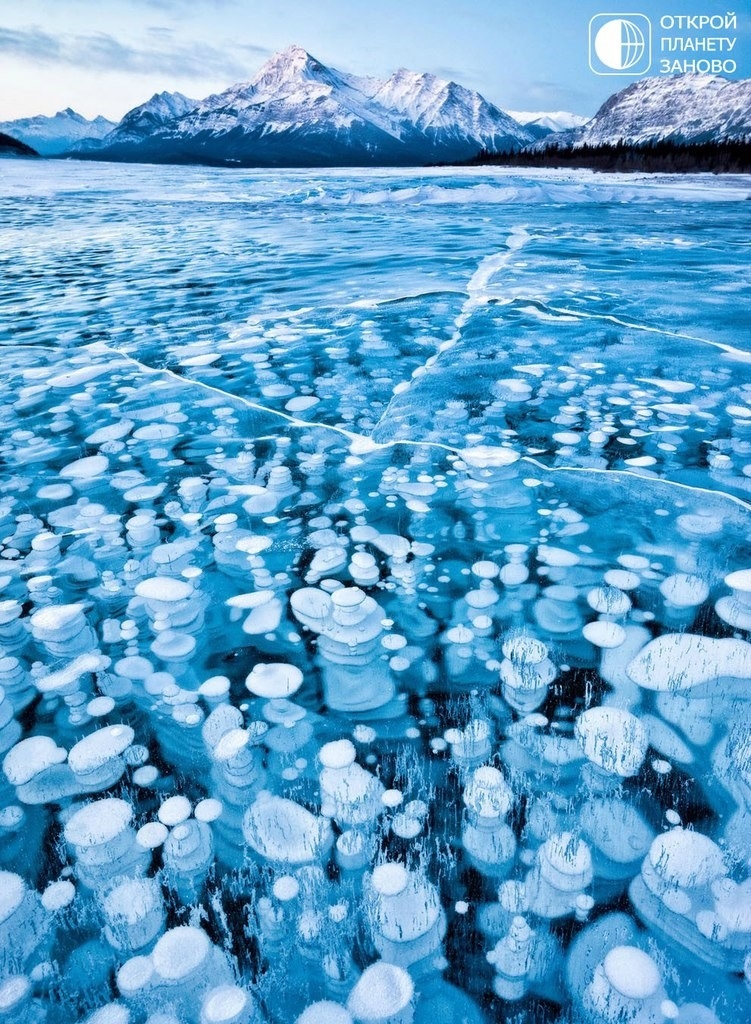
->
[[457, 139, 751, 174], [0, 132, 39, 157]]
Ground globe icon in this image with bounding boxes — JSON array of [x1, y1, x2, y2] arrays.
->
[[594, 18, 646, 71]]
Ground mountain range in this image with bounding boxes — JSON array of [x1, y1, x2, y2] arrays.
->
[[506, 110, 589, 139], [535, 73, 751, 150], [0, 108, 115, 156], [1, 48, 749, 167]]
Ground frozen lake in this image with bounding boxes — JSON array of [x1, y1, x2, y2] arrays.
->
[[0, 161, 750, 1023]]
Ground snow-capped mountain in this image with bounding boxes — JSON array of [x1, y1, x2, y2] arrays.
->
[[506, 110, 589, 139], [108, 91, 198, 141], [70, 91, 197, 154], [0, 108, 116, 156], [536, 74, 751, 149], [73, 45, 533, 166], [372, 68, 528, 151]]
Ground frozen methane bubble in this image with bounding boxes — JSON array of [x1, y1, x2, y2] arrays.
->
[[319, 738, 385, 827], [243, 792, 333, 865], [245, 662, 304, 699], [41, 879, 75, 912], [368, 862, 446, 966], [486, 916, 536, 1001], [627, 634, 751, 692], [83, 1005, 132, 1024], [0, 975, 41, 1024], [157, 795, 192, 826], [64, 797, 147, 889], [459, 445, 520, 468], [200, 984, 255, 1024], [443, 720, 492, 770], [68, 724, 135, 791], [289, 585, 396, 713], [59, 454, 109, 481], [29, 603, 97, 657], [500, 634, 556, 713], [102, 877, 165, 952], [136, 925, 234, 1013], [628, 827, 751, 971], [574, 707, 648, 778], [296, 1003, 354, 1024], [578, 797, 654, 881], [0, 687, 21, 756], [716, 569, 751, 631], [526, 832, 594, 919], [346, 961, 414, 1024], [134, 577, 198, 630], [34, 652, 110, 699], [162, 818, 214, 902], [659, 573, 709, 627], [582, 620, 626, 650], [462, 765, 516, 877], [2, 734, 75, 804], [586, 586, 631, 619], [0, 870, 50, 972], [137, 821, 169, 849], [584, 945, 666, 1023]]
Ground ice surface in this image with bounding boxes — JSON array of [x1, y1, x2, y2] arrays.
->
[[0, 161, 749, 1023]]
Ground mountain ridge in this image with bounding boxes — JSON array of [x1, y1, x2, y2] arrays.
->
[[0, 109, 116, 156], [534, 73, 751, 150], [6, 58, 749, 167], [69, 44, 535, 166]]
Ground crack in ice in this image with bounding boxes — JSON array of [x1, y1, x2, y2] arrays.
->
[[540, 304, 751, 362], [369, 226, 533, 432], [85, 341, 751, 515]]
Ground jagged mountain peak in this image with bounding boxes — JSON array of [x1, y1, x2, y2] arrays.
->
[[507, 110, 589, 133], [145, 90, 195, 110], [536, 73, 751, 149], [72, 45, 535, 166], [388, 67, 442, 86], [249, 45, 337, 93], [256, 43, 319, 72], [120, 91, 197, 125], [0, 107, 117, 155]]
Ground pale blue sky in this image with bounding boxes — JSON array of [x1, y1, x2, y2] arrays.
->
[[1, 0, 748, 121]]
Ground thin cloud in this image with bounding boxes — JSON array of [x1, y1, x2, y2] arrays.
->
[[432, 65, 473, 80], [0, 26, 270, 80], [431, 65, 487, 90], [130, 0, 241, 9]]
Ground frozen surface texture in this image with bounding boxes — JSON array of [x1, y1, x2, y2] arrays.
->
[[0, 162, 749, 1022]]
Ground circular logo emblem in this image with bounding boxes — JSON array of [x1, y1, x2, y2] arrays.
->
[[594, 18, 647, 70]]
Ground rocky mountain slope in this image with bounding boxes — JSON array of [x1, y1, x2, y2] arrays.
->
[[535, 74, 751, 149], [72, 45, 534, 166]]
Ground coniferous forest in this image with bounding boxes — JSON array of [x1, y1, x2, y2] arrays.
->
[[456, 139, 751, 174]]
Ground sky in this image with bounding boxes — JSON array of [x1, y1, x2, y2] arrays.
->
[[1, 0, 749, 122]]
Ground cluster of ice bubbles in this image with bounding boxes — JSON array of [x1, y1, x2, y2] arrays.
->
[[1, 343, 750, 1024]]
